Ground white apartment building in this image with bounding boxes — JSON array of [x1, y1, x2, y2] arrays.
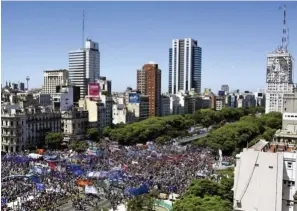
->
[[69, 39, 100, 99], [112, 104, 128, 125], [169, 38, 202, 94], [42, 69, 68, 95], [265, 50, 294, 113]]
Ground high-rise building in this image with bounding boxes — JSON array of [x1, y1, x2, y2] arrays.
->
[[169, 38, 202, 94], [137, 62, 161, 117], [42, 69, 68, 95], [137, 69, 147, 94], [221, 85, 229, 93], [265, 50, 294, 113], [69, 39, 100, 99]]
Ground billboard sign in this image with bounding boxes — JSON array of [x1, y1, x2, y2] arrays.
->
[[129, 93, 140, 104], [88, 83, 100, 98]]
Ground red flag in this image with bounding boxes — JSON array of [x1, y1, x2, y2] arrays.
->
[[122, 163, 128, 172], [47, 161, 56, 170]]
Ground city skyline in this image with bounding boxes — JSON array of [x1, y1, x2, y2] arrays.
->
[[2, 1, 297, 93]]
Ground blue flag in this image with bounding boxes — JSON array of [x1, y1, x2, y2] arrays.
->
[[1, 197, 6, 206], [36, 183, 45, 191]]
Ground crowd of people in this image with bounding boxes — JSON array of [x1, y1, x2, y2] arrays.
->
[[1, 140, 233, 211]]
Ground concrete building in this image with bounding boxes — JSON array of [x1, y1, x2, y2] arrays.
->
[[112, 103, 128, 125], [42, 69, 68, 95], [1, 105, 61, 152], [78, 98, 100, 128], [125, 90, 149, 122], [137, 63, 161, 117], [1, 105, 27, 152], [161, 95, 170, 116], [97, 76, 112, 96], [99, 93, 114, 132], [169, 38, 202, 94], [69, 39, 100, 99], [61, 108, 88, 141], [265, 50, 294, 113], [284, 87, 297, 113], [233, 148, 283, 211], [137, 69, 147, 94], [52, 86, 80, 112], [221, 85, 229, 93], [215, 96, 225, 111]]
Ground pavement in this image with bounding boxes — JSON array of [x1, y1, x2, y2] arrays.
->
[[176, 132, 209, 144]]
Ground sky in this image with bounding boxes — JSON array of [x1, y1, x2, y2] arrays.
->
[[2, 1, 297, 93]]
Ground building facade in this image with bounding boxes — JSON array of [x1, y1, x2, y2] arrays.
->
[[221, 85, 230, 93], [169, 38, 202, 94], [265, 50, 294, 113], [1, 105, 61, 152], [42, 69, 68, 95], [61, 108, 88, 140], [143, 63, 161, 117], [137, 69, 147, 94], [69, 40, 100, 99]]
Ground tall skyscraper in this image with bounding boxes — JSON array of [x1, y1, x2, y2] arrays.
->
[[42, 69, 68, 95], [265, 50, 294, 113], [69, 39, 100, 99], [265, 6, 294, 114], [168, 38, 202, 94], [137, 62, 161, 117]]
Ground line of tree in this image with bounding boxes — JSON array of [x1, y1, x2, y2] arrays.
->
[[195, 111, 282, 155], [102, 107, 265, 145], [173, 169, 234, 211]]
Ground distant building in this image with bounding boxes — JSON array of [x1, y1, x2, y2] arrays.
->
[[1, 105, 61, 152], [283, 87, 297, 113], [69, 39, 100, 99], [221, 85, 229, 93], [161, 95, 170, 116], [52, 86, 80, 112], [137, 63, 161, 117], [137, 69, 147, 94], [265, 50, 294, 113], [42, 69, 68, 95], [61, 108, 88, 141], [169, 38, 202, 94], [97, 76, 112, 96]]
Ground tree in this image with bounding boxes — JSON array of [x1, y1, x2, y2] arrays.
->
[[86, 128, 99, 142], [126, 194, 154, 211], [45, 133, 63, 149], [195, 111, 282, 155], [70, 140, 89, 153]]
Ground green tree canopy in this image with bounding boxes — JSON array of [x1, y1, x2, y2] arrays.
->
[[195, 112, 282, 155], [45, 133, 63, 149], [86, 128, 99, 142], [70, 140, 89, 153]]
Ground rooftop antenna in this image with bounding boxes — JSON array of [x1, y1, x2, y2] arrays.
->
[[82, 10, 85, 49], [279, 4, 288, 52]]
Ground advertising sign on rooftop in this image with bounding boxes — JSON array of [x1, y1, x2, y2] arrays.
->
[[88, 83, 100, 98], [129, 93, 140, 104]]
